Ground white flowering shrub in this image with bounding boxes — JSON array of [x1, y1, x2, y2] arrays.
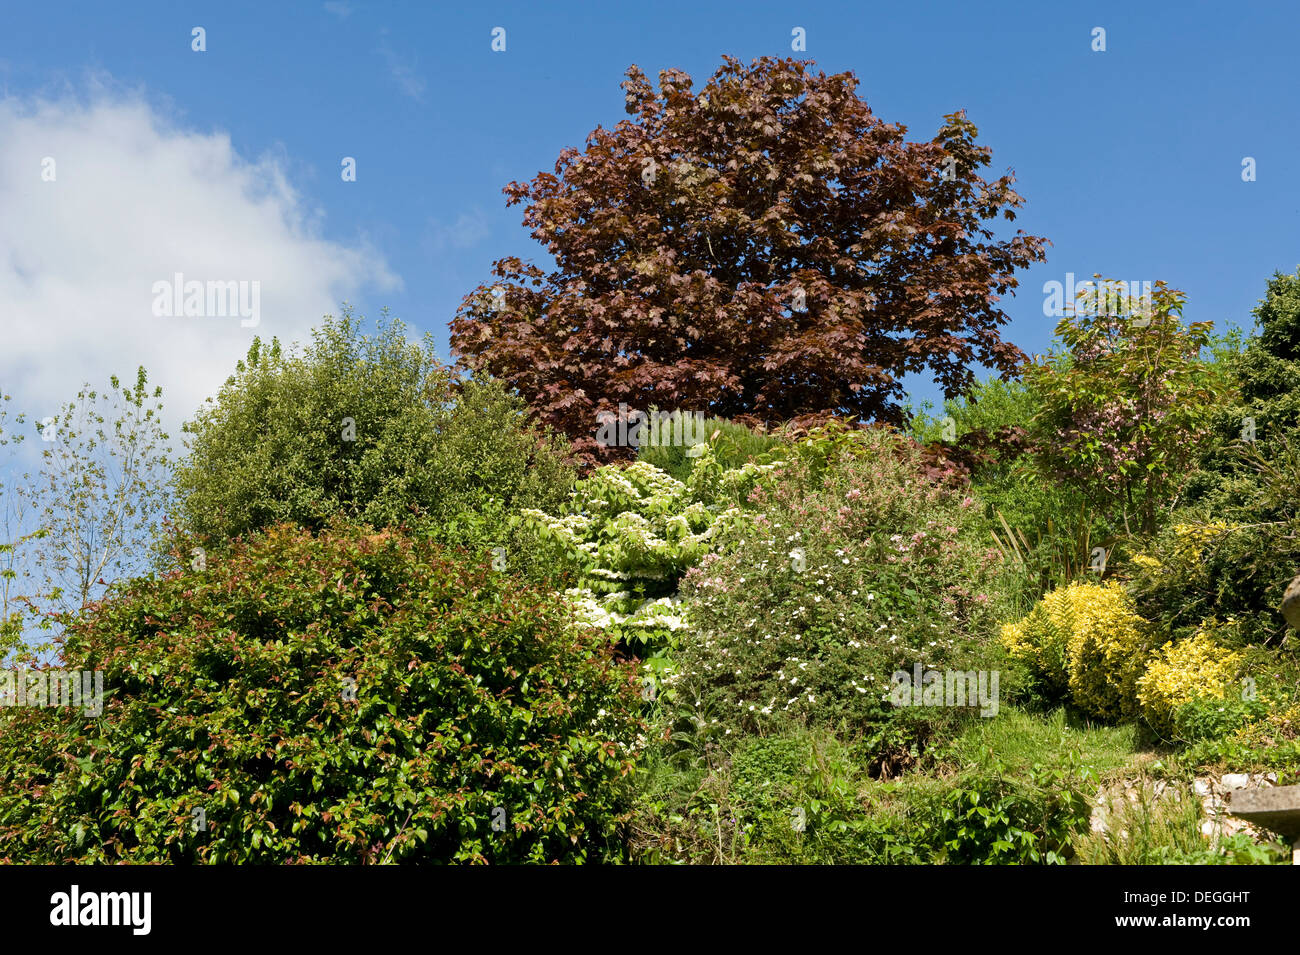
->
[[671, 428, 1014, 763], [519, 447, 779, 653]]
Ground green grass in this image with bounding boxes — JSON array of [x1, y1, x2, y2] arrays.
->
[[936, 706, 1150, 780], [1071, 773, 1290, 865]]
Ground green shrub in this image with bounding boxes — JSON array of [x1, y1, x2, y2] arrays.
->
[[1182, 268, 1300, 514], [174, 310, 576, 575], [928, 762, 1092, 865], [1025, 280, 1228, 535], [673, 427, 1012, 749], [1128, 518, 1300, 651], [1137, 271, 1300, 649], [0, 523, 642, 863], [913, 378, 1106, 609], [1183, 700, 1300, 775], [1172, 694, 1268, 744], [637, 413, 786, 484]]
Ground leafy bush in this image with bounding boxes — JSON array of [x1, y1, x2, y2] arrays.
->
[[1182, 268, 1300, 514], [1136, 628, 1244, 737], [1000, 581, 1152, 720], [1026, 280, 1228, 535], [175, 311, 576, 574], [673, 427, 1011, 752], [1129, 515, 1299, 649], [0, 523, 642, 863], [1183, 700, 1300, 775], [520, 448, 777, 656], [637, 414, 786, 483], [725, 732, 879, 863], [1171, 693, 1267, 744], [929, 762, 1092, 865], [912, 378, 1097, 606]]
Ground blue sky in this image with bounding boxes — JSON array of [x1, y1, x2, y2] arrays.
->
[[1, 0, 1297, 424]]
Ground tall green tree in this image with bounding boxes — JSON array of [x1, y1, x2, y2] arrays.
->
[[20, 369, 172, 639], [174, 309, 577, 569], [0, 390, 40, 663], [1182, 267, 1300, 512]]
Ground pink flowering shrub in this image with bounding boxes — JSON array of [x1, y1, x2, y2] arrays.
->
[[672, 428, 1015, 762], [1025, 279, 1228, 535]]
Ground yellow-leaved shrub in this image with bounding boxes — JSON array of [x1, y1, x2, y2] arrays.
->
[[1000, 581, 1152, 721], [1167, 521, 1236, 565], [1136, 626, 1243, 736]]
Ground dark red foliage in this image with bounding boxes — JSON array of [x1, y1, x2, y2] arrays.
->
[[451, 56, 1048, 462]]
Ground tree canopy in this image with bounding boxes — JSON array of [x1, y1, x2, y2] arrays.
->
[[451, 56, 1048, 461], [174, 310, 576, 561]]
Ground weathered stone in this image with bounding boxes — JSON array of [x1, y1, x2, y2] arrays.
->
[[1226, 784, 1300, 840], [1221, 773, 1251, 791]]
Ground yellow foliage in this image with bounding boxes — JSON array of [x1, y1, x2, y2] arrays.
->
[[1168, 521, 1235, 565], [1000, 581, 1151, 721], [1130, 553, 1162, 572], [1136, 626, 1243, 736]]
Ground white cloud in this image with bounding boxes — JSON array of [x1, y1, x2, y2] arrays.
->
[[323, 1, 353, 19], [0, 88, 399, 434]]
